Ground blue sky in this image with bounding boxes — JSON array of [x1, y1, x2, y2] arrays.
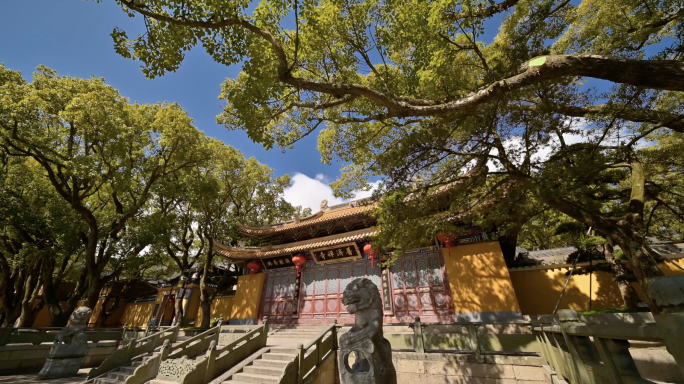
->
[[0, 0, 366, 211]]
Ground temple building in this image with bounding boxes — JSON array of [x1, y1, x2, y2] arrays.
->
[[213, 198, 523, 325]]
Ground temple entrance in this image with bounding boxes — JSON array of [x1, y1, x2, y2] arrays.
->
[[298, 259, 381, 324], [258, 250, 452, 324], [261, 269, 297, 322], [390, 250, 453, 321]]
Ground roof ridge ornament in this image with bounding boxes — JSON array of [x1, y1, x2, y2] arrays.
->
[[320, 199, 329, 212]]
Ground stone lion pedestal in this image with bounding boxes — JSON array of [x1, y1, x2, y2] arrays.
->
[[338, 278, 397, 384], [37, 306, 93, 380]]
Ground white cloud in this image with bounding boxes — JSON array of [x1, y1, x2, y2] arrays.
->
[[283, 173, 380, 213]]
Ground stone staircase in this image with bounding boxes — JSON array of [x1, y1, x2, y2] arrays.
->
[[92, 337, 193, 384], [220, 347, 298, 384], [93, 351, 158, 384], [268, 325, 330, 339]]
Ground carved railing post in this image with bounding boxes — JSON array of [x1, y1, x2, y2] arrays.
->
[[593, 337, 624, 384], [558, 309, 603, 384], [296, 343, 304, 384], [468, 324, 482, 363], [332, 319, 338, 350], [262, 317, 269, 344], [203, 340, 217, 384], [121, 325, 128, 341], [171, 324, 180, 343], [648, 275, 684, 378], [413, 316, 425, 353], [160, 339, 171, 360]]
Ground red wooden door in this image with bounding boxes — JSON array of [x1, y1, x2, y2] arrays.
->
[[390, 251, 451, 320], [262, 270, 296, 323], [298, 260, 382, 324]]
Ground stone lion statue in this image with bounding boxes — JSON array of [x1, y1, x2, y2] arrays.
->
[[54, 306, 92, 346], [339, 278, 396, 384]]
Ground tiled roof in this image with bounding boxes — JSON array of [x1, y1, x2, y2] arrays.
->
[[214, 227, 378, 259], [525, 247, 577, 266], [239, 200, 376, 236]]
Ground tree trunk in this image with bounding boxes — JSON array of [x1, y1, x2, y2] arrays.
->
[[17, 262, 42, 327], [199, 272, 212, 328], [96, 296, 122, 327], [41, 258, 87, 326], [2, 267, 27, 327], [612, 234, 663, 313], [603, 242, 640, 309], [172, 280, 186, 327], [199, 239, 215, 329]]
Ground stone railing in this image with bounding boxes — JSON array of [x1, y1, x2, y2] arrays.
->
[[87, 325, 180, 380], [290, 321, 338, 384], [0, 326, 129, 346], [104, 322, 225, 384], [168, 321, 222, 359], [384, 317, 537, 358], [533, 309, 684, 384], [153, 322, 268, 384]]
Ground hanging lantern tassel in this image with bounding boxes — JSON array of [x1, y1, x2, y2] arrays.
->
[[363, 243, 380, 268], [437, 234, 456, 257], [292, 254, 307, 277], [246, 261, 262, 280]]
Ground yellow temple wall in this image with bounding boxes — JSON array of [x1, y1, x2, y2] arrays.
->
[[229, 273, 266, 324], [510, 259, 684, 315], [443, 241, 521, 319], [120, 301, 155, 327], [196, 296, 235, 326]]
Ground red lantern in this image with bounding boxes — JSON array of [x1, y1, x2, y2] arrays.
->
[[292, 254, 307, 277], [247, 261, 262, 280], [363, 243, 380, 268], [437, 233, 456, 257]]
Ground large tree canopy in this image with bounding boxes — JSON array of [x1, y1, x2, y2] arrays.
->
[[101, 0, 684, 312], [0, 63, 299, 326]]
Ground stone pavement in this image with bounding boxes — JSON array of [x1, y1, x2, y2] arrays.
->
[[0, 367, 91, 383]]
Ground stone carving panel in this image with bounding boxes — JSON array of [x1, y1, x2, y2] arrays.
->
[[158, 356, 200, 380]]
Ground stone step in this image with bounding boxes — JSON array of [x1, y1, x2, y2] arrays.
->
[[252, 359, 290, 368], [263, 352, 297, 361], [268, 333, 323, 339], [221, 381, 253, 384], [233, 372, 280, 384], [107, 371, 133, 381], [94, 378, 124, 384], [243, 365, 285, 377], [94, 378, 122, 384], [269, 348, 301, 355], [118, 366, 138, 375]]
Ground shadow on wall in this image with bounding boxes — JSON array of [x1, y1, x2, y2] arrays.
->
[[230, 273, 266, 323], [444, 242, 521, 318], [120, 301, 155, 327], [510, 268, 645, 315]]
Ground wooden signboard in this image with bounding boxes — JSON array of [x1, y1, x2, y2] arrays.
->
[[261, 255, 296, 270], [309, 242, 362, 265], [381, 266, 393, 313]]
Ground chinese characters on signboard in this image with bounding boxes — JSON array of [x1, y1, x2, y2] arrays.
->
[[310, 243, 362, 265], [262, 255, 295, 270], [381, 267, 393, 312]]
